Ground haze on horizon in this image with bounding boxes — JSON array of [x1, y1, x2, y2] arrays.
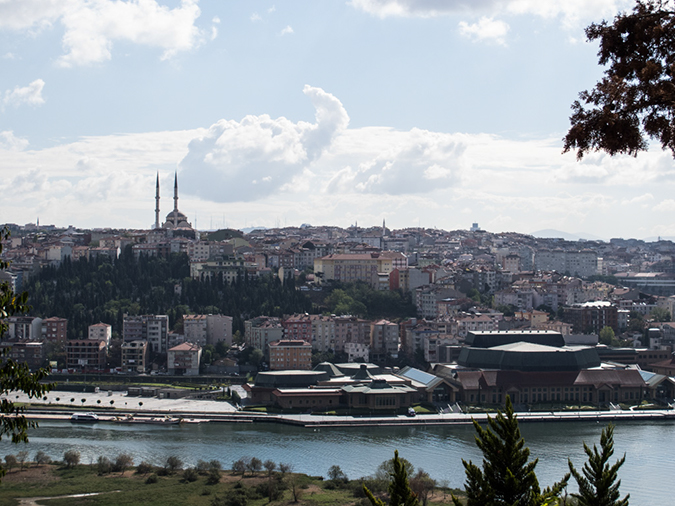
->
[[0, 0, 671, 241]]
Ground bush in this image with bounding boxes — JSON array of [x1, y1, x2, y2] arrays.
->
[[34, 451, 51, 467], [113, 453, 133, 474], [4, 455, 17, 472], [97, 456, 112, 475], [196, 460, 210, 475], [146, 474, 158, 484], [183, 467, 199, 483], [165, 455, 183, 473], [136, 461, 153, 475], [63, 450, 80, 468], [206, 468, 221, 485], [232, 458, 247, 475]]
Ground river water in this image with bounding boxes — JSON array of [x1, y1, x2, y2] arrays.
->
[[1, 419, 670, 505]]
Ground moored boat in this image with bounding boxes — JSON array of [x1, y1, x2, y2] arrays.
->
[[70, 412, 99, 423]]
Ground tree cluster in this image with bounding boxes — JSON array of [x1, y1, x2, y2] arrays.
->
[[322, 281, 416, 319], [24, 247, 312, 339]]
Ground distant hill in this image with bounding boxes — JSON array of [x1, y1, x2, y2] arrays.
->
[[202, 229, 244, 241], [529, 229, 605, 242]]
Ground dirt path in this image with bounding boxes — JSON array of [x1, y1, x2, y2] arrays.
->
[[17, 490, 121, 506]]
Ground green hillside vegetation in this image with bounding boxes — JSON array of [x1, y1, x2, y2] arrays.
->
[[24, 248, 312, 339], [0, 456, 462, 506], [202, 229, 245, 241], [322, 281, 416, 319]]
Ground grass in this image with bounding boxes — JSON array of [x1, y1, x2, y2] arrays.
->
[[0, 464, 461, 506]]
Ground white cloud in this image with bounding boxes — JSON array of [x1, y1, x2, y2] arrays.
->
[[280, 25, 294, 35], [654, 200, 675, 213], [459, 17, 509, 45], [622, 193, 654, 206], [268, 6, 276, 14], [0, 131, 29, 151], [179, 85, 349, 202], [326, 128, 466, 194], [3, 79, 45, 108], [0, 0, 207, 67], [350, 0, 633, 26], [250, 12, 262, 22]]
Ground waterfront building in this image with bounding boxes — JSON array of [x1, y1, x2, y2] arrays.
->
[[167, 342, 202, 376], [121, 340, 149, 373], [66, 339, 106, 370]]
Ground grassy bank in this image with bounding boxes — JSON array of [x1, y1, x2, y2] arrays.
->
[[0, 461, 462, 506]]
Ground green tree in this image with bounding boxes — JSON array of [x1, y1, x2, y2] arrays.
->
[[63, 450, 80, 468], [0, 228, 52, 479], [564, 1, 675, 159], [650, 307, 671, 322], [568, 424, 629, 506], [599, 326, 616, 346], [365, 450, 419, 506], [453, 397, 568, 506]]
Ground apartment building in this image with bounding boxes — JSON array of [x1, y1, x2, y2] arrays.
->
[[268, 339, 312, 370], [121, 340, 149, 373], [122, 315, 169, 354], [66, 339, 106, 370], [42, 317, 67, 342], [88, 323, 112, 347], [167, 342, 202, 375]]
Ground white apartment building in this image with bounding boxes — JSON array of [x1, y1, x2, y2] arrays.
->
[[88, 323, 112, 347]]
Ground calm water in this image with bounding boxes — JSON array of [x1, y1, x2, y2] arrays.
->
[[1, 419, 671, 505]]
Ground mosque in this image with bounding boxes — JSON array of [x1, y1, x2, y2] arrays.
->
[[153, 172, 196, 239]]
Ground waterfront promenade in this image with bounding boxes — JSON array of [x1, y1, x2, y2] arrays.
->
[[6, 390, 675, 427]]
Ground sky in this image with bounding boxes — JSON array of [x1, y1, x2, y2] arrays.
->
[[0, 0, 672, 241]]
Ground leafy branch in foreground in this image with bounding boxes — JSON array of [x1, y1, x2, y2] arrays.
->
[[0, 228, 52, 480], [564, 1, 675, 160]]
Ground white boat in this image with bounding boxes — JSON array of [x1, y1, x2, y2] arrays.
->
[[70, 412, 99, 423]]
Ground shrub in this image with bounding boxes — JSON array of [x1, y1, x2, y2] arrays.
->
[[146, 474, 158, 484], [63, 450, 80, 468], [183, 467, 199, 483], [206, 468, 221, 485], [136, 461, 153, 475], [34, 451, 51, 467], [4, 455, 17, 472], [97, 456, 112, 475], [165, 455, 183, 473], [196, 460, 210, 475], [232, 458, 246, 475], [113, 453, 133, 474]]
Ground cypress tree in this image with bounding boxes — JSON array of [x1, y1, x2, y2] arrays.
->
[[568, 424, 629, 506], [364, 450, 419, 506], [453, 396, 568, 506]]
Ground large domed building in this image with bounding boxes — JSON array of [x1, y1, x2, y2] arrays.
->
[[153, 172, 196, 239]]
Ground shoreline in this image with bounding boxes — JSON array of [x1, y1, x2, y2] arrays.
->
[[8, 390, 675, 428], [20, 406, 675, 428]]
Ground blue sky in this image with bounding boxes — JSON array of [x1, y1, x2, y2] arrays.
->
[[1, 0, 672, 240]]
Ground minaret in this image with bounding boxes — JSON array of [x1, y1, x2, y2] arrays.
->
[[154, 172, 160, 229], [173, 171, 179, 227]]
